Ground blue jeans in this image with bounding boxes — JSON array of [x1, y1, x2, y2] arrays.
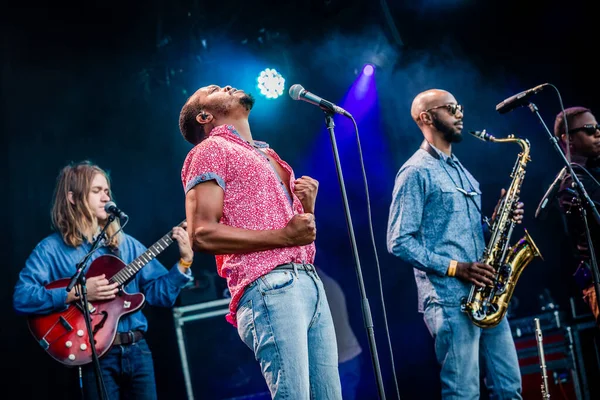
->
[[339, 355, 361, 400], [424, 304, 522, 400], [81, 338, 157, 400], [236, 264, 343, 399]]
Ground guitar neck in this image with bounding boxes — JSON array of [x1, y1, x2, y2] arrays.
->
[[111, 220, 185, 286]]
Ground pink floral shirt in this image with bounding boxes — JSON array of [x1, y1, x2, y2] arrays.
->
[[181, 125, 316, 326]]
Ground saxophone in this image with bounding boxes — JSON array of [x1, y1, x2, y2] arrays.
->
[[461, 129, 543, 328]]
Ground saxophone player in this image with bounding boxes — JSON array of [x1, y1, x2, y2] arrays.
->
[[387, 89, 524, 399]]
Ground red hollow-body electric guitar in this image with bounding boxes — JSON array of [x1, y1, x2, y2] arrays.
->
[[27, 222, 184, 366]]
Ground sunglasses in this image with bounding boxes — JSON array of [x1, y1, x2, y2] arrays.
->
[[568, 124, 600, 135], [424, 103, 464, 116]]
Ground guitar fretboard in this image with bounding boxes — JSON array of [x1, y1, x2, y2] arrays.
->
[[110, 221, 185, 286]]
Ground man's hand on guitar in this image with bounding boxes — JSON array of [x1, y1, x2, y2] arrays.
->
[[66, 274, 119, 303], [173, 222, 194, 263]]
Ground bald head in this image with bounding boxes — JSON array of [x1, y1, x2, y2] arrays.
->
[[410, 89, 456, 124]]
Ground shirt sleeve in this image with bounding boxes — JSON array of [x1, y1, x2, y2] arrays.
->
[[386, 166, 452, 276], [13, 243, 69, 315], [181, 139, 228, 194], [132, 239, 193, 307]]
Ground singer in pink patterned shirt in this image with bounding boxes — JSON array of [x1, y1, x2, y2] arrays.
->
[[179, 84, 342, 399], [181, 123, 316, 324]]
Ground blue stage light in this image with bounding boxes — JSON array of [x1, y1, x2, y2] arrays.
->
[[257, 68, 285, 99]]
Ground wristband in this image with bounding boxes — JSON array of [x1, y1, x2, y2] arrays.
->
[[179, 258, 193, 268], [447, 260, 458, 277]]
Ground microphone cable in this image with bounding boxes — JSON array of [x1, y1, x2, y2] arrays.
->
[[546, 84, 570, 162], [571, 164, 600, 191], [348, 115, 402, 400]]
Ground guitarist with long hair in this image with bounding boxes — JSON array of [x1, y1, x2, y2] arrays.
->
[[13, 160, 194, 400]]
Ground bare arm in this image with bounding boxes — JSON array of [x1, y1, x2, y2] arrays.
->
[[185, 180, 316, 254]]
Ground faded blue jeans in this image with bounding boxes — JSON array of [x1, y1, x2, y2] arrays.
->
[[81, 338, 157, 400], [424, 303, 522, 400], [236, 263, 343, 399]]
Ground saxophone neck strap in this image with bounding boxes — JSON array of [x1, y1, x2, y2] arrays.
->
[[421, 139, 463, 168], [420, 140, 442, 160]]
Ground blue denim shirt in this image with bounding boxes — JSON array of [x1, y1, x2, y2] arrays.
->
[[387, 142, 486, 312], [13, 232, 192, 332]]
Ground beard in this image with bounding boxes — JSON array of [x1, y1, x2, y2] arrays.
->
[[239, 93, 255, 111], [209, 93, 256, 116], [432, 113, 463, 143]]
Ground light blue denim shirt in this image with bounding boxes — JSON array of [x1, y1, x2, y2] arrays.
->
[[387, 141, 487, 312], [13, 232, 192, 332]]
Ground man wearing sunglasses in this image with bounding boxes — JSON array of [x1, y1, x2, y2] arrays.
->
[[387, 89, 524, 399], [553, 106, 600, 326]]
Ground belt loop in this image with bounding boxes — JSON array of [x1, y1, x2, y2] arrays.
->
[[293, 263, 298, 278], [128, 331, 134, 344], [310, 263, 317, 278]]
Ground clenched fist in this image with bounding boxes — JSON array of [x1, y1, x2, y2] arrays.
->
[[283, 213, 317, 246], [293, 176, 319, 214]]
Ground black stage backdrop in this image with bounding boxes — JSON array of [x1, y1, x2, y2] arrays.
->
[[3, 1, 599, 399]]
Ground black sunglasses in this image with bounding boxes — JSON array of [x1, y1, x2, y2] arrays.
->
[[568, 124, 600, 135], [423, 103, 464, 116]]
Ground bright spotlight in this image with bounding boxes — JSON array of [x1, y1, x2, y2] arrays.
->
[[257, 68, 285, 99], [362, 64, 375, 76]]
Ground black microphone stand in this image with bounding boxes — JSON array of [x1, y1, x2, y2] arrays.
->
[[66, 215, 115, 400], [528, 102, 600, 320], [323, 112, 386, 399]]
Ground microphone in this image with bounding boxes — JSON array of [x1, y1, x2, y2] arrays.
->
[[288, 84, 351, 117], [104, 201, 128, 220], [496, 83, 549, 114], [535, 167, 567, 220]]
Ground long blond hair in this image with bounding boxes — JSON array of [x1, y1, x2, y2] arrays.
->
[[51, 161, 121, 248]]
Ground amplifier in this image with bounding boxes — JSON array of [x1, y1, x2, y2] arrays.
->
[[509, 310, 565, 338]]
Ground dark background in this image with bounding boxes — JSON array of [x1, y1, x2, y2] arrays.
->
[[3, 0, 599, 399]]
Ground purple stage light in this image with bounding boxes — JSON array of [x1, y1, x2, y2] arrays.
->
[[362, 64, 375, 76]]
